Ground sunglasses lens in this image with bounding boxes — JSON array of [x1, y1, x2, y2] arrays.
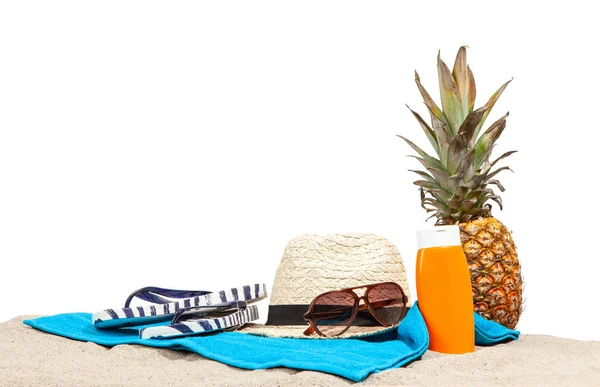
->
[[367, 283, 406, 325], [313, 292, 356, 336]]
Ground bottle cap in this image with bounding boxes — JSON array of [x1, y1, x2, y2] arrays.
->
[[416, 225, 461, 249]]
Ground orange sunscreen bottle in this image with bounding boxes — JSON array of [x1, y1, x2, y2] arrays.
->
[[416, 225, 474, 354]]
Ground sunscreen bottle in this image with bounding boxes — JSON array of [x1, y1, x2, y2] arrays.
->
[[416, 225, 475, 354]]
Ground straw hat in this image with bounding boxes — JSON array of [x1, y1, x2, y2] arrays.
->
[[242, 233, 412, 339]]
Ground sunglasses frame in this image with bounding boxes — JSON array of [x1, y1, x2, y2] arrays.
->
[[303, 282, 408, 337]]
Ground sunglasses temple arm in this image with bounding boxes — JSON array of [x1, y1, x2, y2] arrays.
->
[[303, 325, 315, 336]]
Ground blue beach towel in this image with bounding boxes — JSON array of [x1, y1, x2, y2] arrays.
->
[[23, 302, 519, 382]]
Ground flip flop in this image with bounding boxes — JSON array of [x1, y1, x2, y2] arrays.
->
[[139, 300, 259, 339], [92, 283, 267, 329]]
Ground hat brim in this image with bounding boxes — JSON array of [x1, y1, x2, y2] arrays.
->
[[239, 323, 398, 339]]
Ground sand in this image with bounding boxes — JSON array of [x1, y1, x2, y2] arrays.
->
[[1, 316, 599, 386]]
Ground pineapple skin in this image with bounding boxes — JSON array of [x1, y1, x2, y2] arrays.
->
[[459, 217, 523, 329]]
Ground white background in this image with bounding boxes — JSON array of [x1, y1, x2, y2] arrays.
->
[[1, 1, 598, 340]]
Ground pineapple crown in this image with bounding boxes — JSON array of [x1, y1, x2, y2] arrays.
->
[[398, 47, 516, 225]]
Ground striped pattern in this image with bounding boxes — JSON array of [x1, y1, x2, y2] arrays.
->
[[139, 305, 260, 339], [93, 284, 267, 329]]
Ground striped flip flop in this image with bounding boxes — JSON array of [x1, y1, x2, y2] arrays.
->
[[92, 283, 267, 329], [139, 300, 259, 339]]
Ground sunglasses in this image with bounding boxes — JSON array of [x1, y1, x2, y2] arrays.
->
[[303, 282, 408, 337]]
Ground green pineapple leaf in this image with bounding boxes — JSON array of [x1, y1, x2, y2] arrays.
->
[[487, 179, 506, 192], [474, 113, 509, 166], [485, 166, 513, 181], [406, 106, 440, 157], [490, 150, 518, 169], [467, 66, 476, 112], [437, 51, 464, 135], [459, 105, 489, 147], [447, 133, 468, 174], [408, 169, 437, 183], [473, 79, 512, 140], [427, 167, 450, 188], [398, 136, 445, 170], [452, 46, 470, 118], [415, 71, 448, 127], [425, 104, 450, 164]]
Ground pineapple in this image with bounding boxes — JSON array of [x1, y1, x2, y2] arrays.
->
[[398, 47, 523, 329]]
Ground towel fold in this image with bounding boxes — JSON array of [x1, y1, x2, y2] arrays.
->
[[23, 302, 519, 382], [474, 312, 520, 345]]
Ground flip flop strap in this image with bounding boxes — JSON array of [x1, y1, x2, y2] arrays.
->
[[124, 286, 212, 307], [170, 300, 247, 324], [139, 304, 259, 339]]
